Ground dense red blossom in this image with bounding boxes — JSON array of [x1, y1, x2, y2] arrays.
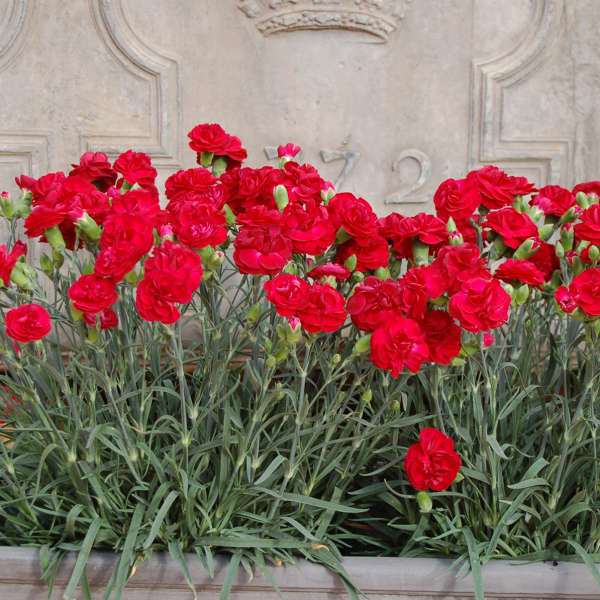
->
[[482, 207, 539, 249], [264, 274, 310, 317], [5, 303, 52, 343], [530, 185, 577, 217], [494, 259, 545, 287], [380, 212, 447, 260], [188, 123, 247, 169], [404, 428, 461, 491], [69, 274, 118, 314], [296, 282, 347, 333], [336, 235, 390, 272], [69, 152, 117, 192], [434, 178, 481, 224], [0, 241, 27, 286], [421, 310, 462, 365], [233, 225, 292, 275], [347, 277, 404, 332], [467, 165, 536, 210]]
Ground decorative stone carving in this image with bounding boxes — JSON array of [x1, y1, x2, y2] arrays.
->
[[0, 0, 33, 74], [386, 149, 432, 205], [470, 0, 572, 186], [85, 0, 182, 167], [238, 0, 414, 41]]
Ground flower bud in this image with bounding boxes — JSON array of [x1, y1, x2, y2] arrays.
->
[[274, 185, 289, 212], [82, 259, 94, 275], [223, 203, 236, 226], [411, 240, 429, 266], [416, 490, 433, 513], [0, 192, 14, 218], [512, 195, 525, 212], [52, 250, 64, 268], [374, 267, 390, 280], [514, 238, 538, 259], [343, 254, 357, 272], [87, 326, 99, 343], [200, 151, 214, 168], [351, 271, 365, 284], [576, 191, 590, 209], [75, 211, 101, 241], [331, 353, 341, 366], [560, 226, 574, 251], [538, 224, 554, 241], [450, 357, 466, 367], [514, 284, 530, 306], [247, 302, 262, 326], [449, 230, 464, 246], [526, 205, 544, 223], [321, 185, 336, 205], [336, 227, 352, 244], [572, 256, 584, 276], [124, 269, 138, 284], [277, 316, 302, 345], [40, 252, 53, 277], [360, 389, 372, 404], [560, 206, 580, 224], [555, 241, 565, 259], [576, 240, 590, 254], [70, 306, 83, 321], [212, 157, 228, 177], [9, 262, 31, 290], [389, 399, 400, 411], [282, 262, 297, 275], [265, 355, 277, 369], [353, 333, 372, 355], [590, 245, 600, 262], [44, 226, 66, 252], [13, 191, 32, 218]]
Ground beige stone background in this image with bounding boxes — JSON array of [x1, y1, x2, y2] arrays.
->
[[0, 0, 597, 218]]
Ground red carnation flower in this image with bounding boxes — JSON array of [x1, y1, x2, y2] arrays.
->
[[278, 143, 301, 159], [69, 152, 117, 192], [567, 268, 600, 317], [328, 192, 378, 240], [188, 123, 247, 169], [574, 205, 600, 245], [264, 274, 310, 317], [69, 274, 118, 314], [421, 310, 462, 365], [404, 428, 461, 491], [336, 235, 390, 272], [347, 277, 404, 332], [449, 277, 511, 333], [113, 150, 158, 191], [429, 243, 490, 296], [5, 303, 52, 343], [467, 165, 536, 210], [307, 262, 351, 281], [434, 178, 481, 224], [0, 241, 27, 286], [494, 258, 545, 288], [573, 181, 600, 199], [370, 318, 429, 376], [380, 212, 448, 260], [296, 282, 347, 333], [83, 308, 119, 330], [530, 185, 577, 218], [135, 272, 180, 324], [482, 207, 539, 249], [233, 225, 292, 275]]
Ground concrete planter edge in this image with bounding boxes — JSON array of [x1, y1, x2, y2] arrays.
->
[[0, 546, 598, 599]]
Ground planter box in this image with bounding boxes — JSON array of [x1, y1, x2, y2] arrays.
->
[[0, 547, 598, 599]]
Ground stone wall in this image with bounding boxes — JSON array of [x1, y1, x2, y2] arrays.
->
[[0, 0, 597, 216]]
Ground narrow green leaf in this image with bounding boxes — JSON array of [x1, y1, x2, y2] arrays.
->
[[462, 528, 484, 600], [143, 491, 178, 549], [220, 552, 241, 600], [63, 517, 102, 600], [168, 540, 197, 599], [113, 503, 145, 600], [564, 540, 600, 588]]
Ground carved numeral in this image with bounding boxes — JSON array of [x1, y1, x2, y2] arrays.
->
[[319, 149, 360, 190], [385, 149, 431, 204]]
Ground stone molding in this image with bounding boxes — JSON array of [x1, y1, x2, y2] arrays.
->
[[238, 0, 414, 41], [0, 133, 49, 179], [85, 0, 182, 166], [0, 0, 33, 74], [470, 0, 572, 186]]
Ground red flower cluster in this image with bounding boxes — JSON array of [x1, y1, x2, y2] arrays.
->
[[5, 303, 51, 343]]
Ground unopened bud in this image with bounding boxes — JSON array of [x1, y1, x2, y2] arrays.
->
[[449, 230, 464, 246], [44, 226, 66, 252], [576, 191, 590, 210], [70, 306, 83, 321], [223, 203, 236, 226], [361, 389, 372, 404], [514, 284, 530, 305], [446, 217, 457, 233], [514, 238, 538, 259], [76, 212, 101, 241], [572, 256, 584, 276], [560, 206, 580, 224], [589, 245, 600, 262], [538, 224, 554, 241], [560, 226, 574, 251], [200, 151, 214, 168], [416, 491, 433, 513], [343, 254, 357, 272], [373, 267, 390, 280], [52, 250, 64, 268], [82, 259, 94, 275], [512, 195, 525, 212], [278, 316, 302, 344], [577, 240, 590, 255], [331, 353, 341, 366], [321, 186, 336, 205], [247, 302, 262, 326], [87, 327, 99, 343], [412, 240, 429, 266], [274, 185, 289, 212], [40, 252, 53, 277], [13, 191, 32, 218], [0, 192, 14, 217], [265, 355, 277, 369], [354, 333, 372, 355], [9, 262, 31, 290], [212, 157, 228, 177], [124, 269, 138, 284], [282, 262, 297, 275], [351, 271, 365, 283], [555, 241, 565, 259], [336, 227, 352, 244]]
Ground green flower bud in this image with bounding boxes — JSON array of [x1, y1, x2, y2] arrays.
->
[[389, 399, 400, 411], [223, 203, 236, 226], [514, 284, 530, 306], [70, 306, 83, 321], [265, 355, 277, 369], [124, 269, 138, 284], [453, 471, 464, 483], [321, 186, 336, 205], [514, 238, 538, 259], [331, 353, 341, 366], [374, 267, 390, 280], [446, 217, 457, 233], [9, 262, 31, 290], [449, 231, 464, 246], [576, 191, 590, 210], [512, 195, 525, 212], [560, 226, 574, 251], [361, 389, 372, 404], [538, 223, 554, 241], [212, 157, 228, 177], [416, 491, 433, 513], [282, 262, 297, 275], [13, 191, 32, 218], [351, 271, 365, 283], [76, 211, 101, 241], [336, 227, 352, 244], [555, 241, 565, 259], [572, 256, 584, 276], [44, 226, 66, 252], [247, 302, 262, 325], [589, 245, 600, 262], [0, 192, 14, 218], [450, 357, 466, 367], [52, 250, 64, 268], [274, 185, 289, 212], [560, 206, 580, 224], [200, 151, 214, 168], [40, 252, 53, 277], [353, 333, 372, 355], [343, 253, 357, 272], [411, 240, 429, 266], [87, 327, 99, 343], [82, 259, 94, 275]]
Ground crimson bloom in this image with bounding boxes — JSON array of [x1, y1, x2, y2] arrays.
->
[[404, 428, 461, 491], [5, 304, 52, 343]]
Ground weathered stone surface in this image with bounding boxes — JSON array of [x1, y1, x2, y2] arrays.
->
[[0, 0, 597, 218]]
